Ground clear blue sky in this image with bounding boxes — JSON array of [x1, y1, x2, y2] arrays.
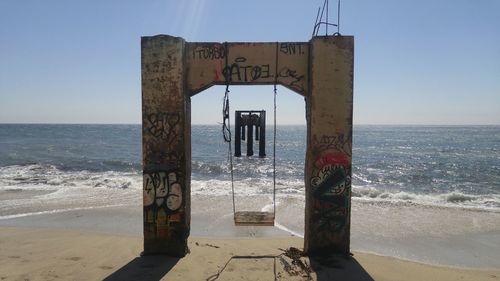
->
[[0, 0, 499, 125]]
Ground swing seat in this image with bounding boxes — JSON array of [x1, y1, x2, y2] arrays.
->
[[234, 211, 275, 226]]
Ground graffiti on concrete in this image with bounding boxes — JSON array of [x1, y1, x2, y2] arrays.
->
[[146, 112, 181, 144], [143, 170, 184, 239], [311, 152, 350, 197], [144, 171, 183, 212], [185, 42, 309, 96], [144, 50, 179, 73], [279, 43, 306, 55], [222, 57, 271, 82], [312, 133, 352, 157], [312, 203, 347, 233], [191, 45, 226, 60], [310, 151, 351, 233], [144, 148, 182, 169], [279, 67, 305, 92]]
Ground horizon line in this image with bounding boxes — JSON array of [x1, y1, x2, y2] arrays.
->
[[1, 122, 499, 126]]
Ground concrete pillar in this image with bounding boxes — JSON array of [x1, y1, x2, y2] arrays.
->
[[141, 35, 191, 256], [304, 36, 354, 256]]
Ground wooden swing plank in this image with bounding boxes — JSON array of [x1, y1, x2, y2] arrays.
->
[[234, 211, 275, 226]]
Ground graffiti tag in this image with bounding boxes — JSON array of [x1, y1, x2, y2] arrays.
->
[[222, 57, 270, 82], [279, 67, 305, 92], [279, 43, 305, 55], [143, 171, 183, 213], [313, 134, 352, 157], [146, 112, 181, 144], [191, 45, 226, 60]]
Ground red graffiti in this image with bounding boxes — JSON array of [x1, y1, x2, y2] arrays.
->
[[214, 68, 220, 81], [313, 200, 336, 209], [313, 199, 347, 215], [315, 152, 350, 169]]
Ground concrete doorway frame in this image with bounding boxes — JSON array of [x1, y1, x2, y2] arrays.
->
[[141, 35, 354, 257]]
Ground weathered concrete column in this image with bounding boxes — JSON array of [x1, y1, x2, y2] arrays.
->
[[141, 35, 191, 256], [304, 36, 354, 256]]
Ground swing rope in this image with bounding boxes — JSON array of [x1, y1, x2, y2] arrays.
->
[[223, 86, 236, 215], [222, 42, 236, 215]]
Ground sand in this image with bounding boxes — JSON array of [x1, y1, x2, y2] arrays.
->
[[1, 227, 499, 281]]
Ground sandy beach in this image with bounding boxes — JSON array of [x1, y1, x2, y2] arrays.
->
[[0, 226, 499, 281], [1, 195, 500, 280]]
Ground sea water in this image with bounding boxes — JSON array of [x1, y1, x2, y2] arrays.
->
[[1, 124, 499, 267], [1, 124, 498, 210]]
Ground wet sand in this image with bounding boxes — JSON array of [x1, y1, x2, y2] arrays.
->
[[1, 189, 500, 281], [1, 227, 499, 281], [1, 195, 500, 270]]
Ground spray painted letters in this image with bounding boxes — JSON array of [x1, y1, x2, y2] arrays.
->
[[222, 57, 270, 82], [146, 112, 181, 144], [143, 170, 183, 239]]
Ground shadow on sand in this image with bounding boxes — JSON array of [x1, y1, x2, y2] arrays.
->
[[310, 255, 374, 281], [203, 253, 374, 281], [103, 253, 373, 281], [103, 255, 179, 281]]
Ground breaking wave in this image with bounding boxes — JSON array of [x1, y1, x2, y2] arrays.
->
[[352, 185, 500, 211], [1, 164, 499, 212], [0, 164, 142, 191]]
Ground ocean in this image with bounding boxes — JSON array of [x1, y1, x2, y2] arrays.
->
[[1, 124, 499, 211]]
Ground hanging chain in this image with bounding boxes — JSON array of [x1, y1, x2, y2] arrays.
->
[[225, 87, 235, 215], [221, 42, 236, 215], [222, 85, 231, 143]]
